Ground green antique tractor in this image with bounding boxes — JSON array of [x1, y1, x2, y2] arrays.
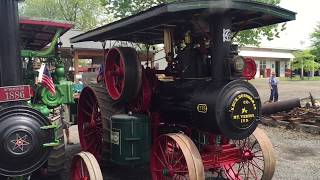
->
[[20, 18, 77, 176], [0, 1, 80, 179]]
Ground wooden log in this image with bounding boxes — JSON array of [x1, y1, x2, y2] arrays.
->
[[261, 98, 301, 115]]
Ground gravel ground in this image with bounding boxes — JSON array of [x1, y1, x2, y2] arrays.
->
[[31, 124, 320, 180], [260, 125, 320, 180], [250, 79, 320, 102]]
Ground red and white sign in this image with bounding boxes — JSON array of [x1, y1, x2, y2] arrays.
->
[[0, 85, 32, 103]]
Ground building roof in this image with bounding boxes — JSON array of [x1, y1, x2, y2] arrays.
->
[[59, 30, 105, 50], [239, 46, 295, 59]]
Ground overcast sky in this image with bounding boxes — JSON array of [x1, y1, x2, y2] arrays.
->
[[260, 0, 320, 49]]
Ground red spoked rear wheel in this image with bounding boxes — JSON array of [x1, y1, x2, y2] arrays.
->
[[70, 151, 103, 180], [104, 47, 142, 102], [224, 127, 276, 180], [128, 69, 152, 113], [77, 87, 103, 162], [151, 133, 204, 180]]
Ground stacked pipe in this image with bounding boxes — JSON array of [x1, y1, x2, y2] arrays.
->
[[261, 98, 301, 115], [0, 0, 23, 87]]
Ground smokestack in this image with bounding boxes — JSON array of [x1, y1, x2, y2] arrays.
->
[[0, 0, 23, 86], [210, 12, 232, 84]]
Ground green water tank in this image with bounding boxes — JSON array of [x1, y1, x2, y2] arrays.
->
[[111, 114, 151, 166]]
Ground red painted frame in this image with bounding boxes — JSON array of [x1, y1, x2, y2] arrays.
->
[[0, 85, 32, 103], [20, 18, 74, 30]]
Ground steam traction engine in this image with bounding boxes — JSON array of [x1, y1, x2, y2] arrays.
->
[[0, 0, 55, 178], [71, 1, 296, 179], [20, 17, 76, 176], [0, 0, 76, 179]]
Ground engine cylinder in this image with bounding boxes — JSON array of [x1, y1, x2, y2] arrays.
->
[[154, 79, 261, 139]]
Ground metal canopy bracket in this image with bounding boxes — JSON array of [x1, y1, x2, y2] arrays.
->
[[21, 29, 63, 58], [164, 29, 174, 63]]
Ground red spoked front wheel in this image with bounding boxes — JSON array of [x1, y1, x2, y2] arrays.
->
[[151, 133, 204, 180], [104, 47, 142, 102], [70, 151, 103, 180], [77, 87, 103, 162], [224, 127, 276, 180]]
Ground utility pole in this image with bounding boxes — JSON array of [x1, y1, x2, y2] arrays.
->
[[301, 58, 304, 80], [312, 57, 315, 78], [300, 41, 305, 80]]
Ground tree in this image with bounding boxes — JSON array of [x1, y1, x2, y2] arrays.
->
[[20, 0, 104, 30], [234, 0, 286, 46], [100, 0, 171, 19], [293, 50, 320, 79], [311, 23, 320, 63], [101, 0, 285, 46]]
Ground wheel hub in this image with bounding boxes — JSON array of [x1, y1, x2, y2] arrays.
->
[[0, 106, 53, 176], [243, 149, 254, 161], [162, 168, 170, 176], [162, 166, 177, 177], [5, 130, 33, 156]]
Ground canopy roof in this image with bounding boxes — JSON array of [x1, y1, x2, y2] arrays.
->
[[20, 17, 74, 50], [71, 0, 296, 45]]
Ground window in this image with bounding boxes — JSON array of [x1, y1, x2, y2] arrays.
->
[[259, 60, 266, 69]]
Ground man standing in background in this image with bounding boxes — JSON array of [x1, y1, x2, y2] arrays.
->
[[268, 72, 279, 102]]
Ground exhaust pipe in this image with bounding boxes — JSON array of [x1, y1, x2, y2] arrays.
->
[[0, 0, 23, 87]]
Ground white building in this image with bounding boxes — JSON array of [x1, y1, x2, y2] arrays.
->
[[239, 46, 296, 78]]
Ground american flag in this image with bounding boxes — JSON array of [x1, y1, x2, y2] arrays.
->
[[41, 65, 56, 95]]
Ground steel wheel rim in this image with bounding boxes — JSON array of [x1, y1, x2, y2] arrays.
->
[[224, 127, 276, 180], [151, 133, 204, 180], [70, 152, 103, 180], [151, 135, 189, 179], [105, 48, 126, 100], [77, 87, 103, 161], [71, 155, 90, 180]]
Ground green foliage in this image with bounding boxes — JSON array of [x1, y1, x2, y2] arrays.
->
[[79, 59, 92, 67], [235, 23, 285, 46], [101, 0, 172, 19], [311, 23, 320, 63], [279, 76, 320, 81], [20, 0, 104, 30], [255, 0, 281, 5], [101, 0, 285, 46], [293, 50, 320, 71], [233, 0, 284, 46]]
